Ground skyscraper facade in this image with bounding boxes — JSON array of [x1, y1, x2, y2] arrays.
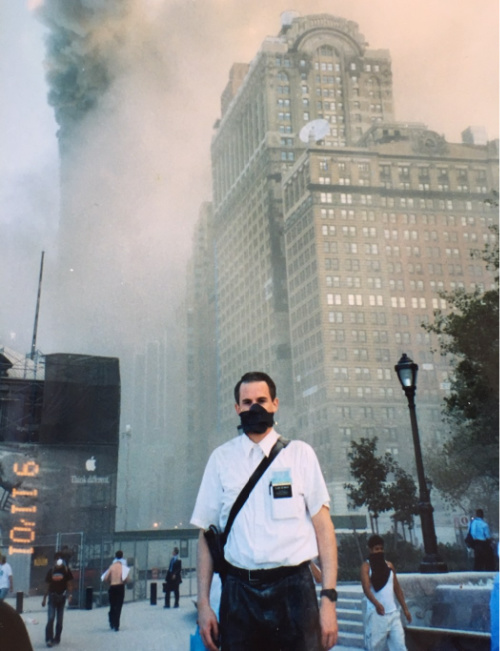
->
[[187, 13, 498, 515]]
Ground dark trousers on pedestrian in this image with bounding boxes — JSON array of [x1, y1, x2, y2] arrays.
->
[[474, 540, 496, 571], [219, 563, 322, 651], [108, 584, 125, 630], [46, 593, 66, 644], [164, 581, 179, 608]]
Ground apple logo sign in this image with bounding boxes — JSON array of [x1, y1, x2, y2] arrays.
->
[[85, 456, 97, 472]]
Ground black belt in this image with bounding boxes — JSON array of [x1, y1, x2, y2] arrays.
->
[[225, 561, 309, 584]]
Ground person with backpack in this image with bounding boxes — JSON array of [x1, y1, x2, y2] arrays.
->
[[42, 551, 73, 647]]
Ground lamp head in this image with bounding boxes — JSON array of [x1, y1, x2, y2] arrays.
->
[[395, 353, 418, 391]]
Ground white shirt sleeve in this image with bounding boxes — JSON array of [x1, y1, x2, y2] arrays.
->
[[300, 442, 331, 517], [190, 449, 223, 530]]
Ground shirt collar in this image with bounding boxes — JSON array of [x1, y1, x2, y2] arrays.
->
[[240, 428, 280, 458]]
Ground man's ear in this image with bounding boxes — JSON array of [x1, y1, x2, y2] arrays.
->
[[235, 403, 241, 415]]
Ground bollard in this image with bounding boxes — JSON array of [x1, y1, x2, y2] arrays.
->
[[16, 591, 24, 614], [85, 587, 93, 610], [150, 582, 157, 605]]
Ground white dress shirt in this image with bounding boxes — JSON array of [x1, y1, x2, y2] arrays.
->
[[190, 429, 330, 569]]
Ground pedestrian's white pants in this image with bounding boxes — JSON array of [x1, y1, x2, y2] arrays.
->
[[364, 608, 407, 651]]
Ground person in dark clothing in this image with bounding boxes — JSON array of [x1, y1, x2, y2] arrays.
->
[[164, 547, 182, 608], [42, 551, 73, 647]]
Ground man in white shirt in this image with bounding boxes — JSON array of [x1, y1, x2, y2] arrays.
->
[[0, 556, 13, 601], [191, 371, 338, 651]]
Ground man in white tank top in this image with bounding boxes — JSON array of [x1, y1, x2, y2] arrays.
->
[[360, 534, 412, 651]]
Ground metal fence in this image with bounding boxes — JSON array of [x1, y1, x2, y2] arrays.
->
[[25, 528, 200, 608]]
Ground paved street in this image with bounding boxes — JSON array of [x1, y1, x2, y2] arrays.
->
[[11, 595, 360, 650]]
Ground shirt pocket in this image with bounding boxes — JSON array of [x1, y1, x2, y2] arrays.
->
[[269, 468, 302, 520]]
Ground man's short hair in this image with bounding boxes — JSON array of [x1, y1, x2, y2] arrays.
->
[[234, 372, 276, 403], [476, 509, 484, 518], [115, 550, 123, 559], [173, 547, 179, 555], [368, 535, 384, 549]]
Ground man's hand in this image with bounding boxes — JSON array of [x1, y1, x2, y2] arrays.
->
[[375, 601, 385, 616], [319, 599, 338, 649], [198, 602, 219, 651], [403, 606, 412, 623], [42, 597, 47, 607]]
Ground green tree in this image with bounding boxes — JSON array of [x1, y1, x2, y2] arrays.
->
[[424, 226, 499, 512], [344, 437, 393, 533], [387, 467, 419, 543]]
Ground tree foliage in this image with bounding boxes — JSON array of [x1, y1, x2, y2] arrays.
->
[[388, 467, 419, 530], [344, 437, 418, 534], [423, 225, 499, 508]]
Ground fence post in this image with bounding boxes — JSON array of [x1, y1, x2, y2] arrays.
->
[[85, 587, 93, 610]]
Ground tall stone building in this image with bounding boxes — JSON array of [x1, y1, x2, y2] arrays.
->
[[187, 12, 498, 517]]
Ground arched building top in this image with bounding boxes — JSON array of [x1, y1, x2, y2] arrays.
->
[[281, 14, 367, 58]]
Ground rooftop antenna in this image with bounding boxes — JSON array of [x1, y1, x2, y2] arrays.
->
[[30, 251, 45, 361]]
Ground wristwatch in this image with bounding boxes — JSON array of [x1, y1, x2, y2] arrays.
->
[[320, 588, 338, 602]]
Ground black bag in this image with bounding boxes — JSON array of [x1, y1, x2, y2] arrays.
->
[[203, 438, 289, 578], [204, 525, 227, 576], [465, 530, 475, 549]]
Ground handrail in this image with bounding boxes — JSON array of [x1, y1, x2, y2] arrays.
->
[[406, 625, 490, 639]]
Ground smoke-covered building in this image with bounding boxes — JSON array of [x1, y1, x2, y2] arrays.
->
[[185, 204, 217, 483], [187, 12, 499, 516]]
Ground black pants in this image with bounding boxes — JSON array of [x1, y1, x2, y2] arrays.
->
[[46, 593, 66, 643], [108, 584, 125, 630], [164, 581, 179, 607], [474, 540, 496, 571], [219, 564, 321, 651]]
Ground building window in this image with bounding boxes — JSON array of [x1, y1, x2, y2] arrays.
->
[[327, 293, 342, 305], [328, 311, 343, 323]]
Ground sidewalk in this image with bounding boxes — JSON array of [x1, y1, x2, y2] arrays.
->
[[11, 595, 361, 650]]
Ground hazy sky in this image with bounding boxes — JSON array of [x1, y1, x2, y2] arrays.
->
[[1, 0, 498, 355]]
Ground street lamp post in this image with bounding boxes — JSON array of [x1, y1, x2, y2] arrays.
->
[[395, 353, 448, 573]]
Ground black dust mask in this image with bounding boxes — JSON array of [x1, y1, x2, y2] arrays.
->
[[238, 403, 275, 435], [368, 552, 391, 592]]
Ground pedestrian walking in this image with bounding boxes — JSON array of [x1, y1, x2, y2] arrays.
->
[[0, 554, 14, 601], [42, 551, 73, 647], [102, 550, 130, 631], [360, 534, 412, 651]]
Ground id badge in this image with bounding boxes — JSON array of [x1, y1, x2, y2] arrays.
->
[[271, 468, 293, 498], [270, 469, 297, 519]]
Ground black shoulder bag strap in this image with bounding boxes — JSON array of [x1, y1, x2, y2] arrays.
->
[[222, 437, 289, 544]]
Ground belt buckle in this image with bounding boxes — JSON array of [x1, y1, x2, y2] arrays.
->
[[247, 568, 260, 584]]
